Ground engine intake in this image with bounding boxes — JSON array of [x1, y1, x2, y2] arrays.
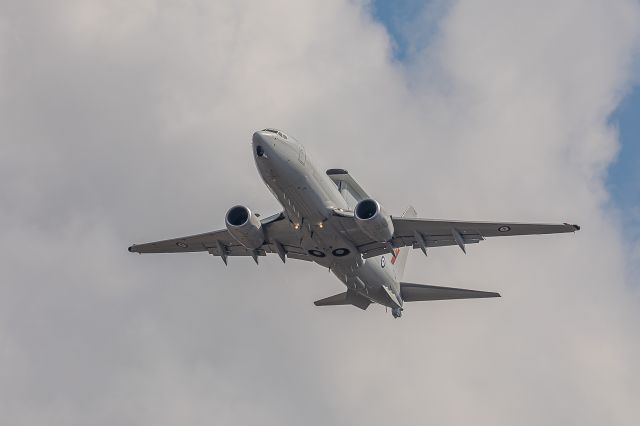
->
[[354, 198, 394, 242], [225, 205, 264, 249]]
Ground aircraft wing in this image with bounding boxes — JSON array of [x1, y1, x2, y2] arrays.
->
[[128, 212, 310, 263], [331, 209, 579, 258]]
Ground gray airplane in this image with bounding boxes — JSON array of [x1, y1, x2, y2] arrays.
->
[[129, 128, 580, 318]]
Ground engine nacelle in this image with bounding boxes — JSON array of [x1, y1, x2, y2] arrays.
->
[[354, 198, 394, 242], [225, 205, 265, 249]]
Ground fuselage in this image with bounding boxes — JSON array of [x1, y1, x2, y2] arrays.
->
[[251, 129, 403, 309]]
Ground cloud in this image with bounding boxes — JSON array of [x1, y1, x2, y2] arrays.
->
[[1, 0, 639, 424]]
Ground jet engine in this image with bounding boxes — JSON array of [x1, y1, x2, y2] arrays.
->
[[225, 205, 265, 249], [354, 198, 394, 242]]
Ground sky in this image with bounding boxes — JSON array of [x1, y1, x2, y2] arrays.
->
[[609, 87, 640, 238], [1, 1, 639, 425], [372, 0, 640, 236]]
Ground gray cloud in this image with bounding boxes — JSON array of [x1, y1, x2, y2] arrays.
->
[[1, 1, 639, 425]]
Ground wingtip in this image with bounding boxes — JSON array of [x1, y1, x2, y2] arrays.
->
[[564, 223, 581, 231]]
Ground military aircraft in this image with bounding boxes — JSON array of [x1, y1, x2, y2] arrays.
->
[[128, 129, 579, 318]]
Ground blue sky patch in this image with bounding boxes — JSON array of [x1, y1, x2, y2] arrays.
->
[[371, 0, 639, 237]]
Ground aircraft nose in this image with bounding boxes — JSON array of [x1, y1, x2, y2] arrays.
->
[[253, 131, 268, 158], [252, 131, 265, 146]]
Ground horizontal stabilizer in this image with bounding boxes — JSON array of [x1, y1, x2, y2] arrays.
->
[[400, 282, 500, 302], [314, 291, 371, 310]]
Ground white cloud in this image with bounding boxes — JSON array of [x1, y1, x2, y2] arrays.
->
[[0, 0, 639, 424]]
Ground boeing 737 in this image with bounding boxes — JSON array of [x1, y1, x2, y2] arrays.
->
[[128, 129, 580, 318]]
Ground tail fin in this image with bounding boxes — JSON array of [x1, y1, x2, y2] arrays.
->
[[393, 206, 417, 280]]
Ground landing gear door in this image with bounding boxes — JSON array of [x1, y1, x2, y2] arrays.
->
[[298, 146, 306, 165]]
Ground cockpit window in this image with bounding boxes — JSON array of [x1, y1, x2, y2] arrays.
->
[[262, 128, 288, 140]]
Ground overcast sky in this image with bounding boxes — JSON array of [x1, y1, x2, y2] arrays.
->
[[1, 1, 639, 425]]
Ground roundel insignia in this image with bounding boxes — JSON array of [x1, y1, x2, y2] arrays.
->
[[498, 226, 511, 233], [381, 256, 386, 268], [176, 241, 188, 248], [332, 248, 350, 257], [308, 249, 326, 257]]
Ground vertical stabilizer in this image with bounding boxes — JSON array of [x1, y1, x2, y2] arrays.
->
[[393, 206, 416, 280]]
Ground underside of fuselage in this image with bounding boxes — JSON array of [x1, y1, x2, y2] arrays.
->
[[130, 128, 579, 318], [252, 130, 404, 311]]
